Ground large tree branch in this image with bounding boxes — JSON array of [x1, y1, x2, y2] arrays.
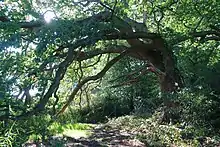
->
[[56, 51, 127, 115], [53, 31, 161, 56], [57, 43, 164, 71], [31, 31, 163, 113], [104, 32, 160, 41], [7, 48, 77, 120], [172, 29, 220, 45], [33, 48, 76, 111], [191, 30, 220, 37], [75, 46, 127, 61], [0, 11, 150, 47], [25, 45, 127, 116], [0, 11, 110, 29]]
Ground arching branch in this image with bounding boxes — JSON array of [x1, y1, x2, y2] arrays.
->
[[34, 48, 76, 111], [56, 51, 127, 115]]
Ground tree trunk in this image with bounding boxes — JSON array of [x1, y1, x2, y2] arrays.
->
[[158, 45, 183, 124]]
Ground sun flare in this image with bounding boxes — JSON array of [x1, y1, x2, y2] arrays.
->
[[44, 11, 56, 23]]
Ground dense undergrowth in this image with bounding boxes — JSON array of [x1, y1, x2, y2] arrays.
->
[[1, 113, 220, 147], [1, 88, 220, 147], [106, 115, 220, 147]]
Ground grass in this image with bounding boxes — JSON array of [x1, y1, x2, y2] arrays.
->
[[48, 122, 95, 138], [63, 130, 91, 139]]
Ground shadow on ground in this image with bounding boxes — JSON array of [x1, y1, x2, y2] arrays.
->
[[23, 124, 146, 147]]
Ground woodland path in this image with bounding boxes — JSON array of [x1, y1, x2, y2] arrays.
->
[[24, 123, 146, 147]]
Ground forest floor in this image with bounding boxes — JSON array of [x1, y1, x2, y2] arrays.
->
[[24, 122, 146, 147], [57, 124, 144, 147], [23, 115, 220, 147]]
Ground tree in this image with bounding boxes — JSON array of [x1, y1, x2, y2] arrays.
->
[[0, 0, 220, 120]]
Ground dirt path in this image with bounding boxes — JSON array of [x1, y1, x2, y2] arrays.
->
[[24, 124, 146, 147]]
